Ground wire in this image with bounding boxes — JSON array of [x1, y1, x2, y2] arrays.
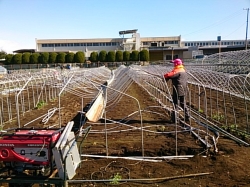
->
[[36, 137, 46, 157], [223, 23, 246, 39], [183, 9, 244, 37], [41, 107, 59, 124]]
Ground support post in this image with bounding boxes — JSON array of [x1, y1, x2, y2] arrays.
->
[[244, 8, 249, 50]]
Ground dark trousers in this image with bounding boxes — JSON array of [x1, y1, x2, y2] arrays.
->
[[171, 94, 189, 121]]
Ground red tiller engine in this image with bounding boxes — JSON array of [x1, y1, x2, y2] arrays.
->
[[0, 127, 64, 174]]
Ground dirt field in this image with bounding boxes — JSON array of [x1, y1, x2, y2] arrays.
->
[[2, 82, 250, 187]]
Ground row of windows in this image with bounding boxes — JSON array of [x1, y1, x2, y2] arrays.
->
[[41, 40, 249, 48], [165, 41, 179, 44], [42, 41, 180, 48], [184, 41, 250, 47], [42, 42, 119, 47], [142, 41, 179, 45]]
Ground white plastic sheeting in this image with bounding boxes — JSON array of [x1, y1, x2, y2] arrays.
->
[[0, 66, 7, 75]]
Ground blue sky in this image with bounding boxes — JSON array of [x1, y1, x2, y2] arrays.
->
[[0, 0, 249, 53]]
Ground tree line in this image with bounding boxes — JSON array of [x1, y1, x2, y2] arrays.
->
[[0, 49, 149, 64]]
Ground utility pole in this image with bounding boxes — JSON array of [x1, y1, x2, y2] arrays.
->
[[244, 8, 249, 50], [171, 47, 174, 60]]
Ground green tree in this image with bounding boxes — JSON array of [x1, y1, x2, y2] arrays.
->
[[57, 52, 66, 63], [99, 50, 107, 62], [13, 53, 22, 64], [89, 52, 98, 62], [75, 51, 85, 63], [49, 52, 58, 64], [107, 51, 115, 62], [0, 50, 7, 60], [131, 50, 139, 61], [39, 52, 49, 64], [123, 51, 130, 61], [140, 49, 150, 61], [115, 51, 123, 62], [5, 54, 14, 64], [30, 53, 40, 64], [66, 52, 75, 63], [22, 52, 31, 64]]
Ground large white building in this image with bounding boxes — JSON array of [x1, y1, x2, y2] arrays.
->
[[35, 29, 249, 61]]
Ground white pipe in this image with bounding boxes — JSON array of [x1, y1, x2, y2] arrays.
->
[[81, 154, 161, 162], [80, 154, 198, 162]]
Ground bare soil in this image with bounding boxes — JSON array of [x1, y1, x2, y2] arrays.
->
[[2, 82, 250, 187]]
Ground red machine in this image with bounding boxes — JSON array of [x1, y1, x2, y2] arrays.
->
[[0, 127, 64, 174], [0, 121, 84, 187]]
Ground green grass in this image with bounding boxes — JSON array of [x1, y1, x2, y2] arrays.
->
[[222, 124, 249, 140], [110, 173, 122, 185], [212, 112, 224, 121], [36, 100, 46, 109]]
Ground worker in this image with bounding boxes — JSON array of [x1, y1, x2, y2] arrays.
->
[[164, 58, 190, 122]]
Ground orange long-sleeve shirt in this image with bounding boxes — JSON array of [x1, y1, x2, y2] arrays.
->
[[164, 65, 187, 96]]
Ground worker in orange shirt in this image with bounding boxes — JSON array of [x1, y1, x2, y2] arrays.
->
[[164, 59, 190, 122]]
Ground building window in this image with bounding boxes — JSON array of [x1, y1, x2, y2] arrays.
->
[[48, 44, 54, 47], [143, 42, 148, 45], [93, 43, 99, 46], [42, 44, 47, 47], [61, 43, 67, 47], [166, 55, 172, 60], [151, 43, 157, 47], [106, 42, 111, 46], [165, 41, 175, 44], [111, 42, 117, 46], [74, 43, 80, 46], [55, 43, 60, 47]]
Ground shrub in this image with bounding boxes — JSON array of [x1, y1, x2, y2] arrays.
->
[[75, 51, 85, 63]]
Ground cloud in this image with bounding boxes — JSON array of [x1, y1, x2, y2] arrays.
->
[[0, 39, 21, 54]]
